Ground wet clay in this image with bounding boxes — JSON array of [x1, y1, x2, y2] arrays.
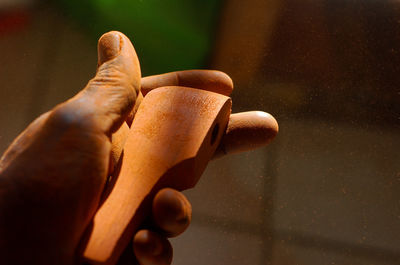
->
[[81, 86, 231, 265]]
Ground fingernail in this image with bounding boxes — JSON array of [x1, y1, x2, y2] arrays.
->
[[98, 31, 121, 65]]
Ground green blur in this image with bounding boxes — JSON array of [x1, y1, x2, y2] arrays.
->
[[58, 0, 221, 75]]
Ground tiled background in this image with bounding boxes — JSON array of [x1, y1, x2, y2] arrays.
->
[[1, 2, 399, 265]]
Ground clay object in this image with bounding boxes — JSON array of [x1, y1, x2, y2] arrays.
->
[[81, 86, 232, 264]]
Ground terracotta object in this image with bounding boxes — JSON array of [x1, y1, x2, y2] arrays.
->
[[81, 86, 232, 264]]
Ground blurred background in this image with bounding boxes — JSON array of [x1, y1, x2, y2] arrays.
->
[[0, 0, 399, 264]]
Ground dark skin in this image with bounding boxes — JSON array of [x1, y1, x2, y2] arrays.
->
[[0, 31, 278, 265]]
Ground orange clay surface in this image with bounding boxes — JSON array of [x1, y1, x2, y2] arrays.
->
[[81, 86, 231, 265]]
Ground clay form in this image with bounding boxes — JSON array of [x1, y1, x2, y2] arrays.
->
[[81, 86, 232, 264]]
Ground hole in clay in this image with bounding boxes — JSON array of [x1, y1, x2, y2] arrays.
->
[[210, 123, 220, 145]]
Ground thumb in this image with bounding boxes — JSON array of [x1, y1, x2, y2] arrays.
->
[[94, 31, 142, 132], [97, 31, 141, 88], [59, 31, 141, 135]]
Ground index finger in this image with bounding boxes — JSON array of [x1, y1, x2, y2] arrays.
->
[[114, 70, 234, 168], [141, 70, 233, 96]]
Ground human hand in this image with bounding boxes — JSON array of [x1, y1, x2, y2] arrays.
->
[[0, 31, 278, 265]]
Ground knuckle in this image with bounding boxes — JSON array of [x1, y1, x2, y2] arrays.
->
[[46, 67, 138, 135], [47, 103, 94, 132], [89, 73, 136, 111]]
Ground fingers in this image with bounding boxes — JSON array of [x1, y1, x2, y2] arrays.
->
[[51, 31, 141, 135], [131, 189, 190, 265], [110, 69, 233, 170], [141, 70, 233, 96], [213, 111, 279, 159], [133, 230, 173, 265], [110, 111, 279, 174], [152, 188, 192, 237]]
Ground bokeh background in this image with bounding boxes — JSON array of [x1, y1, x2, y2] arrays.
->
[[0, 0, 399, 264]]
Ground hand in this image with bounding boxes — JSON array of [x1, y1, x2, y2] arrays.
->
[[0, 31, 278, 265]]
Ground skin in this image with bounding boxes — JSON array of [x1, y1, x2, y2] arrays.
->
[[0, 31, 278, 265]]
